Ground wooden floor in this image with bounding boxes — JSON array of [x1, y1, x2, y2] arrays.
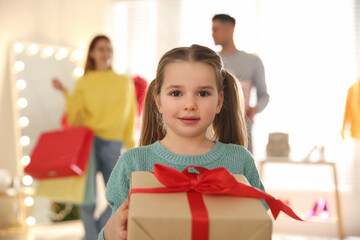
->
[[0, 220, 358, 240], [0, 221, 84, 240]]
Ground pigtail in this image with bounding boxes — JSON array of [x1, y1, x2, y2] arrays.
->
[[212, 71, 248, 147], [139, 80, 165, 146]]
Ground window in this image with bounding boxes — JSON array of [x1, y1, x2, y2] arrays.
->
[[108, 0, 183, 81]]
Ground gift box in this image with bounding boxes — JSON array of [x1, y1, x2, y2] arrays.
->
[[25, 127, 94, 179], [128, 168, 272, 240]]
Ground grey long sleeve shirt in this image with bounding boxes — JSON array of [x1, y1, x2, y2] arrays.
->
[[220, 51, 269, 113]]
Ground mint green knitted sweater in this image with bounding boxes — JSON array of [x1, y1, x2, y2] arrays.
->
[[98, 140, 266, 240]]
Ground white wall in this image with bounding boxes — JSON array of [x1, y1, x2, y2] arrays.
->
[[0, 0, 111, 176]]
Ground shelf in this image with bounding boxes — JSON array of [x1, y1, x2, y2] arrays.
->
[[273, 217, 339, 238], [276, 213, 338, 224], [259, 160, 344, 239]]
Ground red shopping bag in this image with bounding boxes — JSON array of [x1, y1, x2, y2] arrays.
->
[[24, 127, 94, 179]]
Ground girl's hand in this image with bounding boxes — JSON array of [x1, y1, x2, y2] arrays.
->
[[104, 198, 129, 240], [52, 78, 66, 91]]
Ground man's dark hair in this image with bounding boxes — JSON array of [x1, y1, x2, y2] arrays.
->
[[212, 14, 236, 25]]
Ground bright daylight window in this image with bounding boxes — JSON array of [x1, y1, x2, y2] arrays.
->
[[110, 0, 357, 190], [109, 0, 158, 80]]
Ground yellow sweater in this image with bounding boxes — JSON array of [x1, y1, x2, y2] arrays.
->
[[341, 80, 360, 139], [63, 70, 137, 149]]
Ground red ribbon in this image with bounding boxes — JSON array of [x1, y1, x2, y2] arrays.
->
[[130, 164, 303, 240]]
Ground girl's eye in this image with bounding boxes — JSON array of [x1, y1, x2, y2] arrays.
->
[[198, 91, 210, 97], [170, 90, 182, 97]]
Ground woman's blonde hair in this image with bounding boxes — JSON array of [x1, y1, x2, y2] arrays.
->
[[84, 35, 112, 74], [140, 44, 248, 147]]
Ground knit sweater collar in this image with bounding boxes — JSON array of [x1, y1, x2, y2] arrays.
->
[[150, 140, 226, 166]]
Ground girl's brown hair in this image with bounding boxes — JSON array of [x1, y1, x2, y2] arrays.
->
[[84, 35, 112, 74], [139, 44, 248, 147]]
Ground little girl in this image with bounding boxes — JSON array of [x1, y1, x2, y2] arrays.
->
[[99, 44, 266, 240]]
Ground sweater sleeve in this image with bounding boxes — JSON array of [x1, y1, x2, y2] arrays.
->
[[243, 153, 269, 210], [62, 80, 83, 126], [98, 228, 105, 240], [107, 156, 131, 214], [253, 57, 269, 113], [244, 156, 265, 192], [98, 153, 132, 240]]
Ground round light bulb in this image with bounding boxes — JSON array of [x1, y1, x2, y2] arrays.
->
[[17, 98, 28, 108], [21, 155, 31, 166], [22, 175, 33, 186], [25, 216, 36, 226], [55, 48, 68, 61], [320, 210, 330, 220], [74, 67, 84, 77], [24, 197, 34, 207], [71, 49, 82, 60], [16, 79, 27, 90], [43, 46, 54, 57], [19, 116, 29, 127], [28, 44, 39, 55], [20, 136, 30, 146], [13, 43, 24, 53], [14, 61, 25, 72]]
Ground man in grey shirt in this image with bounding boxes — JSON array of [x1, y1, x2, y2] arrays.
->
[[212, 14, 269, 153]]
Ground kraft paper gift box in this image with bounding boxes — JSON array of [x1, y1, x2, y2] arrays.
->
[[127, 170, 272, 240]]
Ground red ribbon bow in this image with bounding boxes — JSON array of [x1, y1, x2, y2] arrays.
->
[[130, 164, 303, 240]]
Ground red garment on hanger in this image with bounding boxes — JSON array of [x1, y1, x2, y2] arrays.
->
[[133, 75, 148, 116]]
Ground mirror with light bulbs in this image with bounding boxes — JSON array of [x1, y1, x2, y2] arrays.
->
[[8, 42, 83, 226], [11, 42, 83, 170]]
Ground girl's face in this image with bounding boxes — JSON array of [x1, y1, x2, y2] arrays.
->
[[90, 39, 112, 69], [155, 61, 223, 140]]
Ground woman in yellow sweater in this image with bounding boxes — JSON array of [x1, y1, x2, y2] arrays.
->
[[53, 35, 137, 240]]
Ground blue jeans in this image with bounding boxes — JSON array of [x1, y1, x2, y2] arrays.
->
[[80, 136, 123, 240]]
